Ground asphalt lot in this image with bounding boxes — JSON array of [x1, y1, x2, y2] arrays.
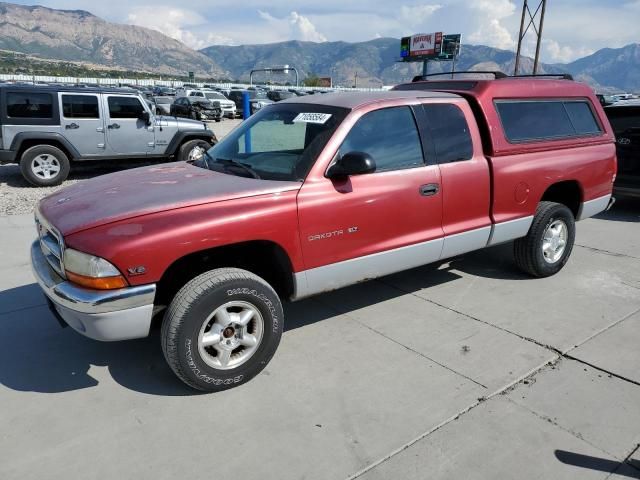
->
[[0, 159, 639, 477]]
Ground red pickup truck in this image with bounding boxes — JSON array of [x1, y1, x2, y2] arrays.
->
[[31, 76, 616, 391]]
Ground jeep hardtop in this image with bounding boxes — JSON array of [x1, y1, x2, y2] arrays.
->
[[0, 84, 216, 186], [31, 76, 616, 391]]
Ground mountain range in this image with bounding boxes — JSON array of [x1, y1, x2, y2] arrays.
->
[[0, 1, 638, 92]]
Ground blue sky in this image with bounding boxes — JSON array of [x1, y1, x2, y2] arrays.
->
[[9, 0, 640, 62]]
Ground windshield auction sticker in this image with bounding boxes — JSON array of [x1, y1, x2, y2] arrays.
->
[[293, 113, 333, 124]]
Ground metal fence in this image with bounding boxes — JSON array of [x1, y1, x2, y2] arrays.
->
[[0, 73, 384, 92]]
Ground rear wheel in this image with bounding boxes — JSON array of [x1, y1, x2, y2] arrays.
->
[[178, 139, 212, 163], [20, 145, 70, 187], [514, 201, 576, 277], [161, 268, 283, 392]]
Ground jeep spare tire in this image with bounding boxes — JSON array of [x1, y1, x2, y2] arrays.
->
[[20, 145, 70, 187], [161, 268, 284, 392], [179, 139, 212, 163]]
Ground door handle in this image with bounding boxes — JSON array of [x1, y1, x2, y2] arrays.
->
[[419, 183, 440, 196], [65, 123, 79, 130], [108, 123, 120, 129]]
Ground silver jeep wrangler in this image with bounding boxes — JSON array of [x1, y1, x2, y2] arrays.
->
[[0, 85, 217, 186]]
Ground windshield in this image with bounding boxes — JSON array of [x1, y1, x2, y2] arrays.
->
[[205, 92, 226, 100], [249, 90, 268, 99], [201, 103, 349, 182]]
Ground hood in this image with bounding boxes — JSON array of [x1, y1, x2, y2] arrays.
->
[[39, 163, 301, 236], [155, 116, 206, 130]]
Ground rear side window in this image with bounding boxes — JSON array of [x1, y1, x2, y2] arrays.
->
[[423, 104, 473, 163], [62, 95, 99, 119], [339, 106, 424, 172], [7, 92, 53, 118], [108, 96, 144, 119], [496, 100, 602, 142]]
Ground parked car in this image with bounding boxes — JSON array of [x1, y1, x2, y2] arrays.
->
[[267, 90, 295, 102], [0, 84, 216, 186], [29, 76, 616, 392], [152, 96, 173, 115], [226, 89, 273, 116], [170, 96, 222, 122], [200, 90, 236, 118], [152, 86, 176, 97], [604, 101, 640, 197]]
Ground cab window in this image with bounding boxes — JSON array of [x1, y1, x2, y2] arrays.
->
[[108, 96, 144, 119], [62, 95, 99, 119], [339, 106, 424, 172], [7, 92, 53, 119]]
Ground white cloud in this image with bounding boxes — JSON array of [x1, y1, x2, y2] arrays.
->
[[467, 0, 516, 50], [258, 10, 327, 42], [126, 7, 209, 49], [543, 39, 594, 63], [399, 4, 442, 27]]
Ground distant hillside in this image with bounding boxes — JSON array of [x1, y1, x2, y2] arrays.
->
[[200, 39, 563, 88], [564, 43, 640, 92], [0, 2, 226, 77], [201, 39, 638, 92], [1, 1, 637, 91]]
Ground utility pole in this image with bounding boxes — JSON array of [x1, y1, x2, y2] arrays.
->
[[354, 71, 358, 88], [514, 0, 548, 75]]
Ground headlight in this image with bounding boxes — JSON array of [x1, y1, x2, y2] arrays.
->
[[64, 249, 128, 290]]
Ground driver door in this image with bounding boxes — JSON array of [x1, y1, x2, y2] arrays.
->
[[296, 105, 443, 294], [102, 94, 154, 155]]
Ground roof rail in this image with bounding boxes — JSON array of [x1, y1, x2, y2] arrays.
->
[[412, 71, 508, 82], [410, 72, 574, 83], [511, 73, 574, 80]]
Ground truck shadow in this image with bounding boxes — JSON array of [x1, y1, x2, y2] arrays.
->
[[594, 196, 640, 223], [0, 245, 526, 396]]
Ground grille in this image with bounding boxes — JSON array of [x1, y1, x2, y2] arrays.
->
[[35, 211, 65, 278]]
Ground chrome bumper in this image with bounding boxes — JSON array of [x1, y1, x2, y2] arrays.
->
[[30, 241, 157, 341]]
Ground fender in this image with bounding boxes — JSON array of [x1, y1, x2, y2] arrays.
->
[[9, 132, 81, 159], [166, 130, 217, 156]]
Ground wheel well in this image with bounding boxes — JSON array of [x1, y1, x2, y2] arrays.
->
[[16, 139, 74, 163], [154, 241, 294, 309], [540, 181, 582, 217]]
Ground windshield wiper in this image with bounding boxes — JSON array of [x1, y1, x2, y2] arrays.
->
[[214, 158, 261, 179]]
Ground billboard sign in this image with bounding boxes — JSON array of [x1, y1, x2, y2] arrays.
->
[[400, 32, 461, 62], [410, 32, 442, 57], [440, 34, 462, 60]]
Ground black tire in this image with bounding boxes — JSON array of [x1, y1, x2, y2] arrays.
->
[[161, 268, 284, 392], [190, 111, 199, 120], [178, 139, 212, 163], [215, 118, 222, 123], [20, 145, 70, 187], [514, 201, 576, 277]]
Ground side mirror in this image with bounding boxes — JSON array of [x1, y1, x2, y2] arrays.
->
[[326, 151, 376, 179], [139, 111, 151, 125]]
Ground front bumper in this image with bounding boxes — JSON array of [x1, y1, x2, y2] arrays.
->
[[30, 241, 156, 341]]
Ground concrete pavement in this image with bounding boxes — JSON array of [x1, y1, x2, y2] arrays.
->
[[0, 198, 638, 479]]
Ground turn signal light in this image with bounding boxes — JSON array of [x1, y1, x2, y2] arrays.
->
[[66, 271, 128, 290]]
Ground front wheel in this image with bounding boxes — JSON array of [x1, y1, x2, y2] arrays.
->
[[161, 268, 284, 392], [20, 145, 70, 187], [514, 201, 576, 277], [178, 139, 212, 162]]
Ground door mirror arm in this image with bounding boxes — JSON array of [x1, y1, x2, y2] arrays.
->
[[326, 151, 376, 179]]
